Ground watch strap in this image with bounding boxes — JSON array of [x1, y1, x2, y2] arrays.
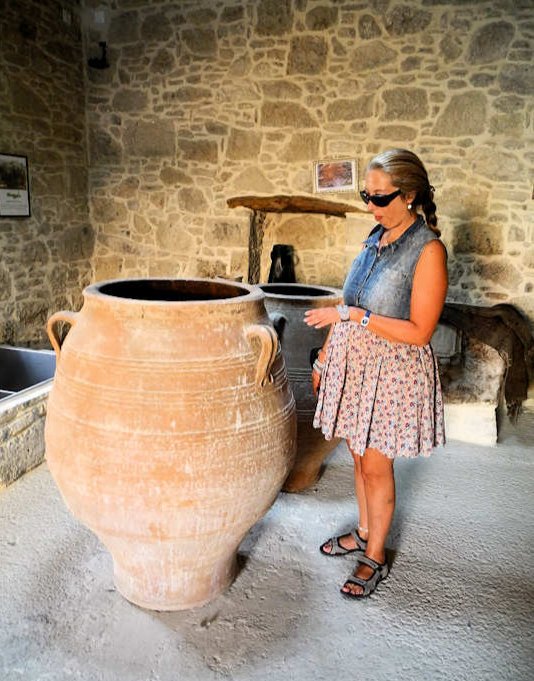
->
[[360, 309, 371, 327]]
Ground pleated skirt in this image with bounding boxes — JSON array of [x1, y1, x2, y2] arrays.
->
[[313, 322, 445, 458]]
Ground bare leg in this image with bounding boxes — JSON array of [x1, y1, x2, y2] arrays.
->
[[322, 442, 368, 553], [352, 448, 368, 540], [341, 447, 395, 596]]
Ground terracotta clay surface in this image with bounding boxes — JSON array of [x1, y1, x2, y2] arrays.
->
[[45, 278, 296, 610], [259, 283, 342, 492]]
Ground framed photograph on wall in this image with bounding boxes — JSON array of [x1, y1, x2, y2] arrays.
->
[[313, 158, 357, 194], [0, 153, 31, 217]]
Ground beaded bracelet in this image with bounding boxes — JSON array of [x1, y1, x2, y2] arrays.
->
[[312, 359, 324, 374]]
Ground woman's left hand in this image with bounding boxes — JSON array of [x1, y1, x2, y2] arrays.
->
[[304, 307, 340, 329]]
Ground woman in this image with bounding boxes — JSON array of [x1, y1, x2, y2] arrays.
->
[[304, 148, 448, 599]]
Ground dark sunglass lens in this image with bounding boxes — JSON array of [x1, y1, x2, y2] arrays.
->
[[365, 189, 401, 207], [359, 190, 370, 204], [372, 195, 389, 207]]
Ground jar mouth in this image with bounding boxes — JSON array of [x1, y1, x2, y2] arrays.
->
[[88, 278, 258, 303], [258, 283, 339, 298]]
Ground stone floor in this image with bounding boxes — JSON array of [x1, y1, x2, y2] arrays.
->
[[1, 408, 533, 681]]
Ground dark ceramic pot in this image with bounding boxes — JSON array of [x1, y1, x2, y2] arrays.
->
[[259, 283, 343, 492]]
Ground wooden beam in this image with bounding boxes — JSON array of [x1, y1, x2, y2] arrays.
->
[[227, 194, 366, 217]]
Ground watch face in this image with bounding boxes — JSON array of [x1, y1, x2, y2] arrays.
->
[[361, 316, 369, 326], [337, 305, 349, 321]]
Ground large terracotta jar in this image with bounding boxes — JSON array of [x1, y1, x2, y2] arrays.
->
[[259, 283, 342, 492], [45, 278, 296, 611]]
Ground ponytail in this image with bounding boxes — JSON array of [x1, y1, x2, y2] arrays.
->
[[421, 186, 440, 236]]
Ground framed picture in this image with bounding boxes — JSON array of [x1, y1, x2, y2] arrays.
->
[[0, 153, 31, 217], [313, 158, 357, 194]]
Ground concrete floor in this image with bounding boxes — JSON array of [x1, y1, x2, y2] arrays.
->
[[1, 409, 533, 681]]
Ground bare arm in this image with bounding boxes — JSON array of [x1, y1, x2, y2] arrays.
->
[[304, 240, 448, 346]]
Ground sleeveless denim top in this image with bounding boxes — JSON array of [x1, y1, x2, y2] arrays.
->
[[343, 216, 439, 320]]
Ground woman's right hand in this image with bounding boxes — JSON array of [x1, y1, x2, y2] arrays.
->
[[311, 367, 321, 396], [311, 349, 326, 396]]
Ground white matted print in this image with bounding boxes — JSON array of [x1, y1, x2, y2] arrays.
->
[[0, 153, 30, 217], [313, 158, 357, 194]]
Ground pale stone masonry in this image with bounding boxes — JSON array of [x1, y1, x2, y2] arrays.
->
[[85, 0, 533, 325], [0, 0, 91, 346], [0, 0, 533, 346]]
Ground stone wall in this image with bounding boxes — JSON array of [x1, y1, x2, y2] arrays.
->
[[0, 0, 91, 347], [1, 0, 533, 347], [85, 0, 534, 327]]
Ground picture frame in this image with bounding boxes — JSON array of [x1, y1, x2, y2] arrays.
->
[[313, 158, 357, 194], [0, 153, 31, 217]]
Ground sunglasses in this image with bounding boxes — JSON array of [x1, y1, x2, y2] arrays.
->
[[359, 189, 402, 207]]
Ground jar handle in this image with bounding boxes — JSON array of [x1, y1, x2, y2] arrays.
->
[[268, 312, 287, 342], [245, 324, 278, 387], [46, 311, 78, 361]]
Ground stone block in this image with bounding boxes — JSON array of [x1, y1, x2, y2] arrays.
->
[[207, 220, 247, 247], [261, 80, 303, 99], [439, 33, 463, 62], [453, 222, 503, 256], [351, 40, 397, 71], [156, 222, 195, 254], [178, 138, 218, 163], [178, 187, 208, 214], [0, 387, 51, 488], [112, 89, 148, 112], [443, 403, 497, 446], [12, 83, 48, 117], [92, 198, 128, 224], [195, 258, 228, 278], [467, 21, 514, 64], [288, 36, 327, 75], [376, 124, 417, 141], [384, 5, 431, 36], [499, 63, 534, 95], [305, 6, 338, 31], [0, 267, 13, 301], [382, 87, 428, 121], [221, 7, 244, 23], [160, 167, 193, 186], [227, 129, 262, 161], [109, 11, 139, 44], [89, 128, 122, 164], [181, 29, 217, 57], [468, 147, 523, 181], [58, 225, 95, 262], [261, 101, 317, 128], [152, 48, 176, 74], [281, 131, 321, 162], [231, 167, 275, 193], [187, 9, 217, 25], [433, 92, 487, 136], [472, 259, 522, 290], [489, 113, 524, 136], [256, 0, 293, 36], [141, 13, 173, 42], [114, 177, 140, 199], [326, 95, 374, 121], [359, 15, 381, 39], [124, 120, 176, 157], [440, 185, 489, 220]]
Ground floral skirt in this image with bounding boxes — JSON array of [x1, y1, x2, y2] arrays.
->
[[313, 322, 445, 458]]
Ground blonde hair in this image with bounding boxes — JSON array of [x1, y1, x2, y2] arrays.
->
[[366, 148, 440, 236]]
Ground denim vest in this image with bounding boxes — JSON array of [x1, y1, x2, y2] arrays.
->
[[343, 216, 440, 320]]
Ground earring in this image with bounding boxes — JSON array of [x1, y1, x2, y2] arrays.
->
[[407, 203, 413, 210]]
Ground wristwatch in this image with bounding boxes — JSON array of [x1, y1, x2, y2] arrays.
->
[[360, 309, 371, 327], [336, 304, 350, 322]]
